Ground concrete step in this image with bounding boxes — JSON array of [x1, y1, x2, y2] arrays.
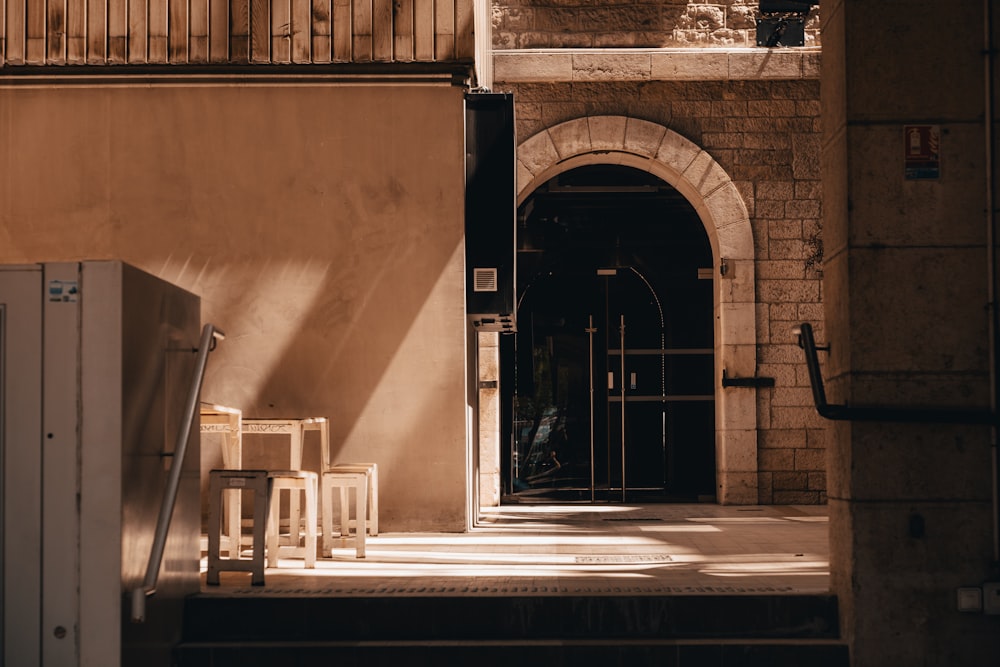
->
[[180, 593, 841, 643], [175, 594, 847, 666], [175, 638, 849, 666]]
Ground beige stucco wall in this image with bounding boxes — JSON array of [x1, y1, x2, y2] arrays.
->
[[0, 81, 471, 532]]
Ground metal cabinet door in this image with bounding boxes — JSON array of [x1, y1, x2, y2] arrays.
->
[[0, 265, 44, 667]]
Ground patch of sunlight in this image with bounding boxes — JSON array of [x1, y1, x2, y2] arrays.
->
[[485, 505, 636, 515], [638, 524, 722, 533], [270, 561, 657, 579], [341, 242, 465, 468], [330, 549, 675, 567], [369, 534, 665, 547], [687, 517, 788, 524], [163, 256, 334, 396], [699, 560, 828, 577], [668, 552, 825, 563], [474, 523, 604, 533]]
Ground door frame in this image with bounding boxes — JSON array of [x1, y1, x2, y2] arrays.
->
[[507, 117, 759, 505]]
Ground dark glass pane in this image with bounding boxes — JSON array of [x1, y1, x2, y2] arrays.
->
[[506, 164, 716, 502]]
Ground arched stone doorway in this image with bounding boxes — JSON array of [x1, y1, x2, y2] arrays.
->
[[511, 116, 758, 505]]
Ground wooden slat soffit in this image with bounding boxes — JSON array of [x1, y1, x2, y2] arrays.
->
[[0, 0, 473, 65]]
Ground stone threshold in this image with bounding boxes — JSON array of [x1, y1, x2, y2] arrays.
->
[[493, 47, 821, 83]]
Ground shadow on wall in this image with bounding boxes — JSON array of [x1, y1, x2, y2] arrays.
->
[[0, 83, 470, 530]]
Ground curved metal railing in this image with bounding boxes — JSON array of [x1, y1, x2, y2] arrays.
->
[[130, 323, 225, 623]]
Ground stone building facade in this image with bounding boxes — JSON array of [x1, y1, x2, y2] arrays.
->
[[493, 0, 821, 49], [491, 1, 827, 505], [5, 1, 1000, 665]]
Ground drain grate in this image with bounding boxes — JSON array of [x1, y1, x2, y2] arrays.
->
[[217, 583, 799, 597], [574, 554, 672, 564]]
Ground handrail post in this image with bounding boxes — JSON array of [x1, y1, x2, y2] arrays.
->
[[130, 323, 224, 623], [793, 323, 829, 411]]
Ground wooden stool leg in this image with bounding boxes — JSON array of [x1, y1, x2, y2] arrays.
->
[[368, 465, 378, 536], [251, 479, 270, 585], [285, 494, 300, 547], [304, 476, 317, 568], [354, 479, 367, 558], [267, 485, 281, 568], [286, 427, 303, 546], [225, 486, 241, 556], [206, 473, 224, 585], [321, 478, 334, 557], [340, 486, 350, 539]]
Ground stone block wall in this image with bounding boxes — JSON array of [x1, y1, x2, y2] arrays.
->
[[493, 1, 821, 50], [507, 78, 827, 503]]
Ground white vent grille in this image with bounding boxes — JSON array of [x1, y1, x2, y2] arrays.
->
[[473, 268, 498, 292]]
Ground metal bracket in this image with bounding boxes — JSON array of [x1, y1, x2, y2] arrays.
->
[[721, 370, 775, 388]]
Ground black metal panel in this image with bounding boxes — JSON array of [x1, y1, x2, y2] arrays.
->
[[465, 92, 516, 331], [756, 16, 806, 47], [759, 0, 816, 12]]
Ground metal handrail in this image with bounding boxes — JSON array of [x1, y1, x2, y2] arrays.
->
[[794, 323, 995, 425], [130, 323, 225, 623]]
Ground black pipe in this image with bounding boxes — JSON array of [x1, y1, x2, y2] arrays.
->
[[793, 323, 996, 425], [983, 0, 1000, 568]]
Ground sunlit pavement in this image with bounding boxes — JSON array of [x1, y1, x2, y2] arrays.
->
[[200, 503, 829, 596]]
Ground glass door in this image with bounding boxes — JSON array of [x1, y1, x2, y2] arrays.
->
[[599, 267, 716, 501], [595, 267, 668, 501], [511, 265, 681, 501], [510, 269, 598, 499], [509, 259, 715, 502]]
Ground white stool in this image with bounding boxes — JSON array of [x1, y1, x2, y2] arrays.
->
[[321, 470, 368, 558], [206, 469, 269, 586], [200, 404, 243, 554], [325, 462, 378, 536], [266, 470, 318, 568]]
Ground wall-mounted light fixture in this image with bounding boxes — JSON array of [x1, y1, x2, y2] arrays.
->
[[756, 1, 817, 47]]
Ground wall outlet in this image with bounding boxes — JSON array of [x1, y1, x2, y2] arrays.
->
[[957, 587, 983, 612], [984, 582, 1000, 615]]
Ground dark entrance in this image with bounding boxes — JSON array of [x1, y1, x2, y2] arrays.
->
[[502, 165, 716, 502]]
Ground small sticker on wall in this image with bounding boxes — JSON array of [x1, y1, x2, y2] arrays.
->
[[904, 125, 940, 180], [48, 280, 79, 302]]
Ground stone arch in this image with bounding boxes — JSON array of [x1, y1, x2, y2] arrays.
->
[[515, 116, 759, 504]]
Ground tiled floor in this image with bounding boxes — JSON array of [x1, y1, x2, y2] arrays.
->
[[200, 503, 829, 597]]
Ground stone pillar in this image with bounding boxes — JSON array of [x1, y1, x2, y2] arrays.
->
[[822, 1, 1000, 664], [478, 331, 501, 508]]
